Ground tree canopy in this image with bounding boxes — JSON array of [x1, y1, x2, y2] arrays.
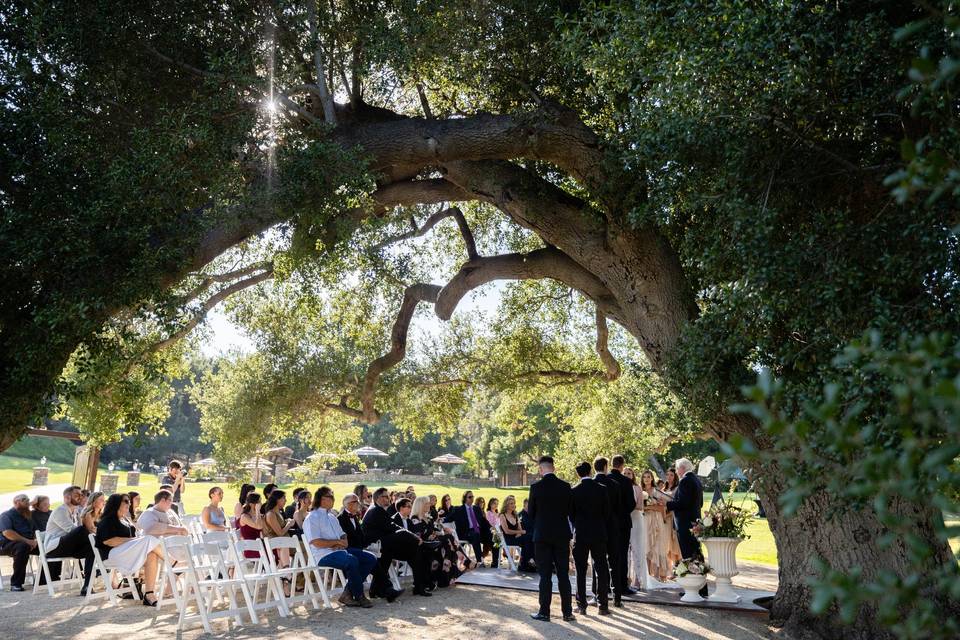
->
[[2, 1, 959, 638]]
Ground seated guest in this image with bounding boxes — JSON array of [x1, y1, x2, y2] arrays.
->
[[352, 484, 370, 516], [127, 492, 141, 521], [235, 483, 255, 526], [337, 493, 365, 549], [137, 491, 190, 539], [80, 489, 90, 508], [291, 489, 313, 535], [445, 490, 492, 567], [201, 486, 227, 532], [0, 494, 39, 592], [437, 494, 452, 521], [386, 492, 398, 516], [428, 495, 439, 521], [238, 492, 264, 558], [80, 491, 105, 533], [363, 487, 431, 598], [284, 488, 305, 520], [519, 498, 530, 530], [303, 487, 375, 608], [263, 490, 295, 579], [30, 495, 51, 532], [260, 483, 278, 515], [44, 485, 97, 594], [410, 496, 468, 588], [391, 497, 414, 531], [499, 495, 535, 572], [95, 493, 163, 606]]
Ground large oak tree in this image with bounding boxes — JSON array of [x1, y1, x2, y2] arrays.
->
[[2, 2, 958, 637]]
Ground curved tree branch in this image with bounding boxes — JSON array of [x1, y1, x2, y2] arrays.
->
[[594, 308, 621, 381], [360, 283, 442, 422], [372, 206, 478, 260]]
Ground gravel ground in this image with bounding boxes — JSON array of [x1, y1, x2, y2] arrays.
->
[[0, 578, 779, 640]]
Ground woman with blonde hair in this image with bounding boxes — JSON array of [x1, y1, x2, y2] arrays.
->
[[80, 491, 105, 533], [408, 495, 468, 587], [498, 495, 534, 572]]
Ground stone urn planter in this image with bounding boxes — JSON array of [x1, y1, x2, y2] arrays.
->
[[701, 537, 742, 603], [675, 574, 707, 603]]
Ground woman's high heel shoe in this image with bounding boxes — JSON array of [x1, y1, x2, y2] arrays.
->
[[142, 590, 158, 607]]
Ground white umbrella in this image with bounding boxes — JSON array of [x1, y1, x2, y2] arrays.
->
[[352, 446, 388, 457], [430, 453, 467, 465], [193, 458, 217, 467], [697, 456, 717, 477]]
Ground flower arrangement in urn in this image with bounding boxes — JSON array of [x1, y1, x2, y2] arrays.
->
[[673, 557, 710, 578], [691, 485, 753, 540]]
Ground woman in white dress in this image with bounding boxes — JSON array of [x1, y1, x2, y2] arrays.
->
[[623, 467, 650, 589], [94, 493, 162, 606]]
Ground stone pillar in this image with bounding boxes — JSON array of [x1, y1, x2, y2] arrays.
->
[[31, 466, 49, 486], [126, 471, 140, 486], [100, 474, 119, 494], [275, 462, 288, 485]]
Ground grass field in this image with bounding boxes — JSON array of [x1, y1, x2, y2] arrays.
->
[[0, 456, 78, 493]]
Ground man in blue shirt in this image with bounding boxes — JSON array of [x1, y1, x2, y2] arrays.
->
[[0, 494, 38, 591], [303, 486, 376, 608]]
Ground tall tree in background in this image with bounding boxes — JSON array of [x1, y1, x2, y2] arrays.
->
[[0, 2, 957, 637]]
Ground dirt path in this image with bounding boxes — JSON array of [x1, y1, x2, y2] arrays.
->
[[0, 578, 779, 640]]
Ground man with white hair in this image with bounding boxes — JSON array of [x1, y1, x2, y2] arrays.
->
[[663, 457, 707, 598]]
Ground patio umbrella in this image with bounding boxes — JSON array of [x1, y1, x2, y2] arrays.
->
[[193, 457, 217, 467], [430, 453, 467, 465], [352, 446, 388, 457]]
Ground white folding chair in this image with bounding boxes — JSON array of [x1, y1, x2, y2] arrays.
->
[[33, 535, 82, 595], [228, 539, 290, 618], [300, 535, 346, 598], [156, 535, 195, 609], [264, 536, 326, 610], [85, 533, 137, 605], [177, 542, 257, 632], [364, 541, 402, 591], [494, 524, 519, 571]]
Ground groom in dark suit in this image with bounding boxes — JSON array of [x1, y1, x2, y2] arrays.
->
[[664, 457, 708, 597], [528, 455, 575, 623]]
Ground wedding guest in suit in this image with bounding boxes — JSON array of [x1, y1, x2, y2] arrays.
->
[[528, 455, 575, 623], [592, 457, 623, 605], [391, 498, 414, 531], [361, 488, 409, 600], [663, 457, 707, 597], [609, 455, 638, 596], [337, 493, 365, 549], [499, 495, 535, 572], [571, 461, 611, 615], [519, 498, 530, 530], [444, 490, 490, 566]]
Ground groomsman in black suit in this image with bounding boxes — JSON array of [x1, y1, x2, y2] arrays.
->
[[570, 461, 612, 615], [528, 455, 575, 623], [593, 456, 623, 606], [362, 488, 416, 600], [664, 457, 708, 598], [609, 454, 638, 596]]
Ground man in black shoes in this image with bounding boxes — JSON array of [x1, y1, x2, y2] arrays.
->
[[571, 462, 612, 616], [528, 456, 575, 623], [609, 454, 638, 596], [593, 456, 624, 607], [664, 457, 709, 598]]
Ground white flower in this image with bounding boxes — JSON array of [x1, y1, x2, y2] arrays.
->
[[702, 516, 713, 527]]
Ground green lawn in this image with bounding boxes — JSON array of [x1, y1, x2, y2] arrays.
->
[[0, 456, 78, 494]]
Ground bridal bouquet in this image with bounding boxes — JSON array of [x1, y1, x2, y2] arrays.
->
[[673, 557, 710, 578], [691, 501, 752, 540]]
